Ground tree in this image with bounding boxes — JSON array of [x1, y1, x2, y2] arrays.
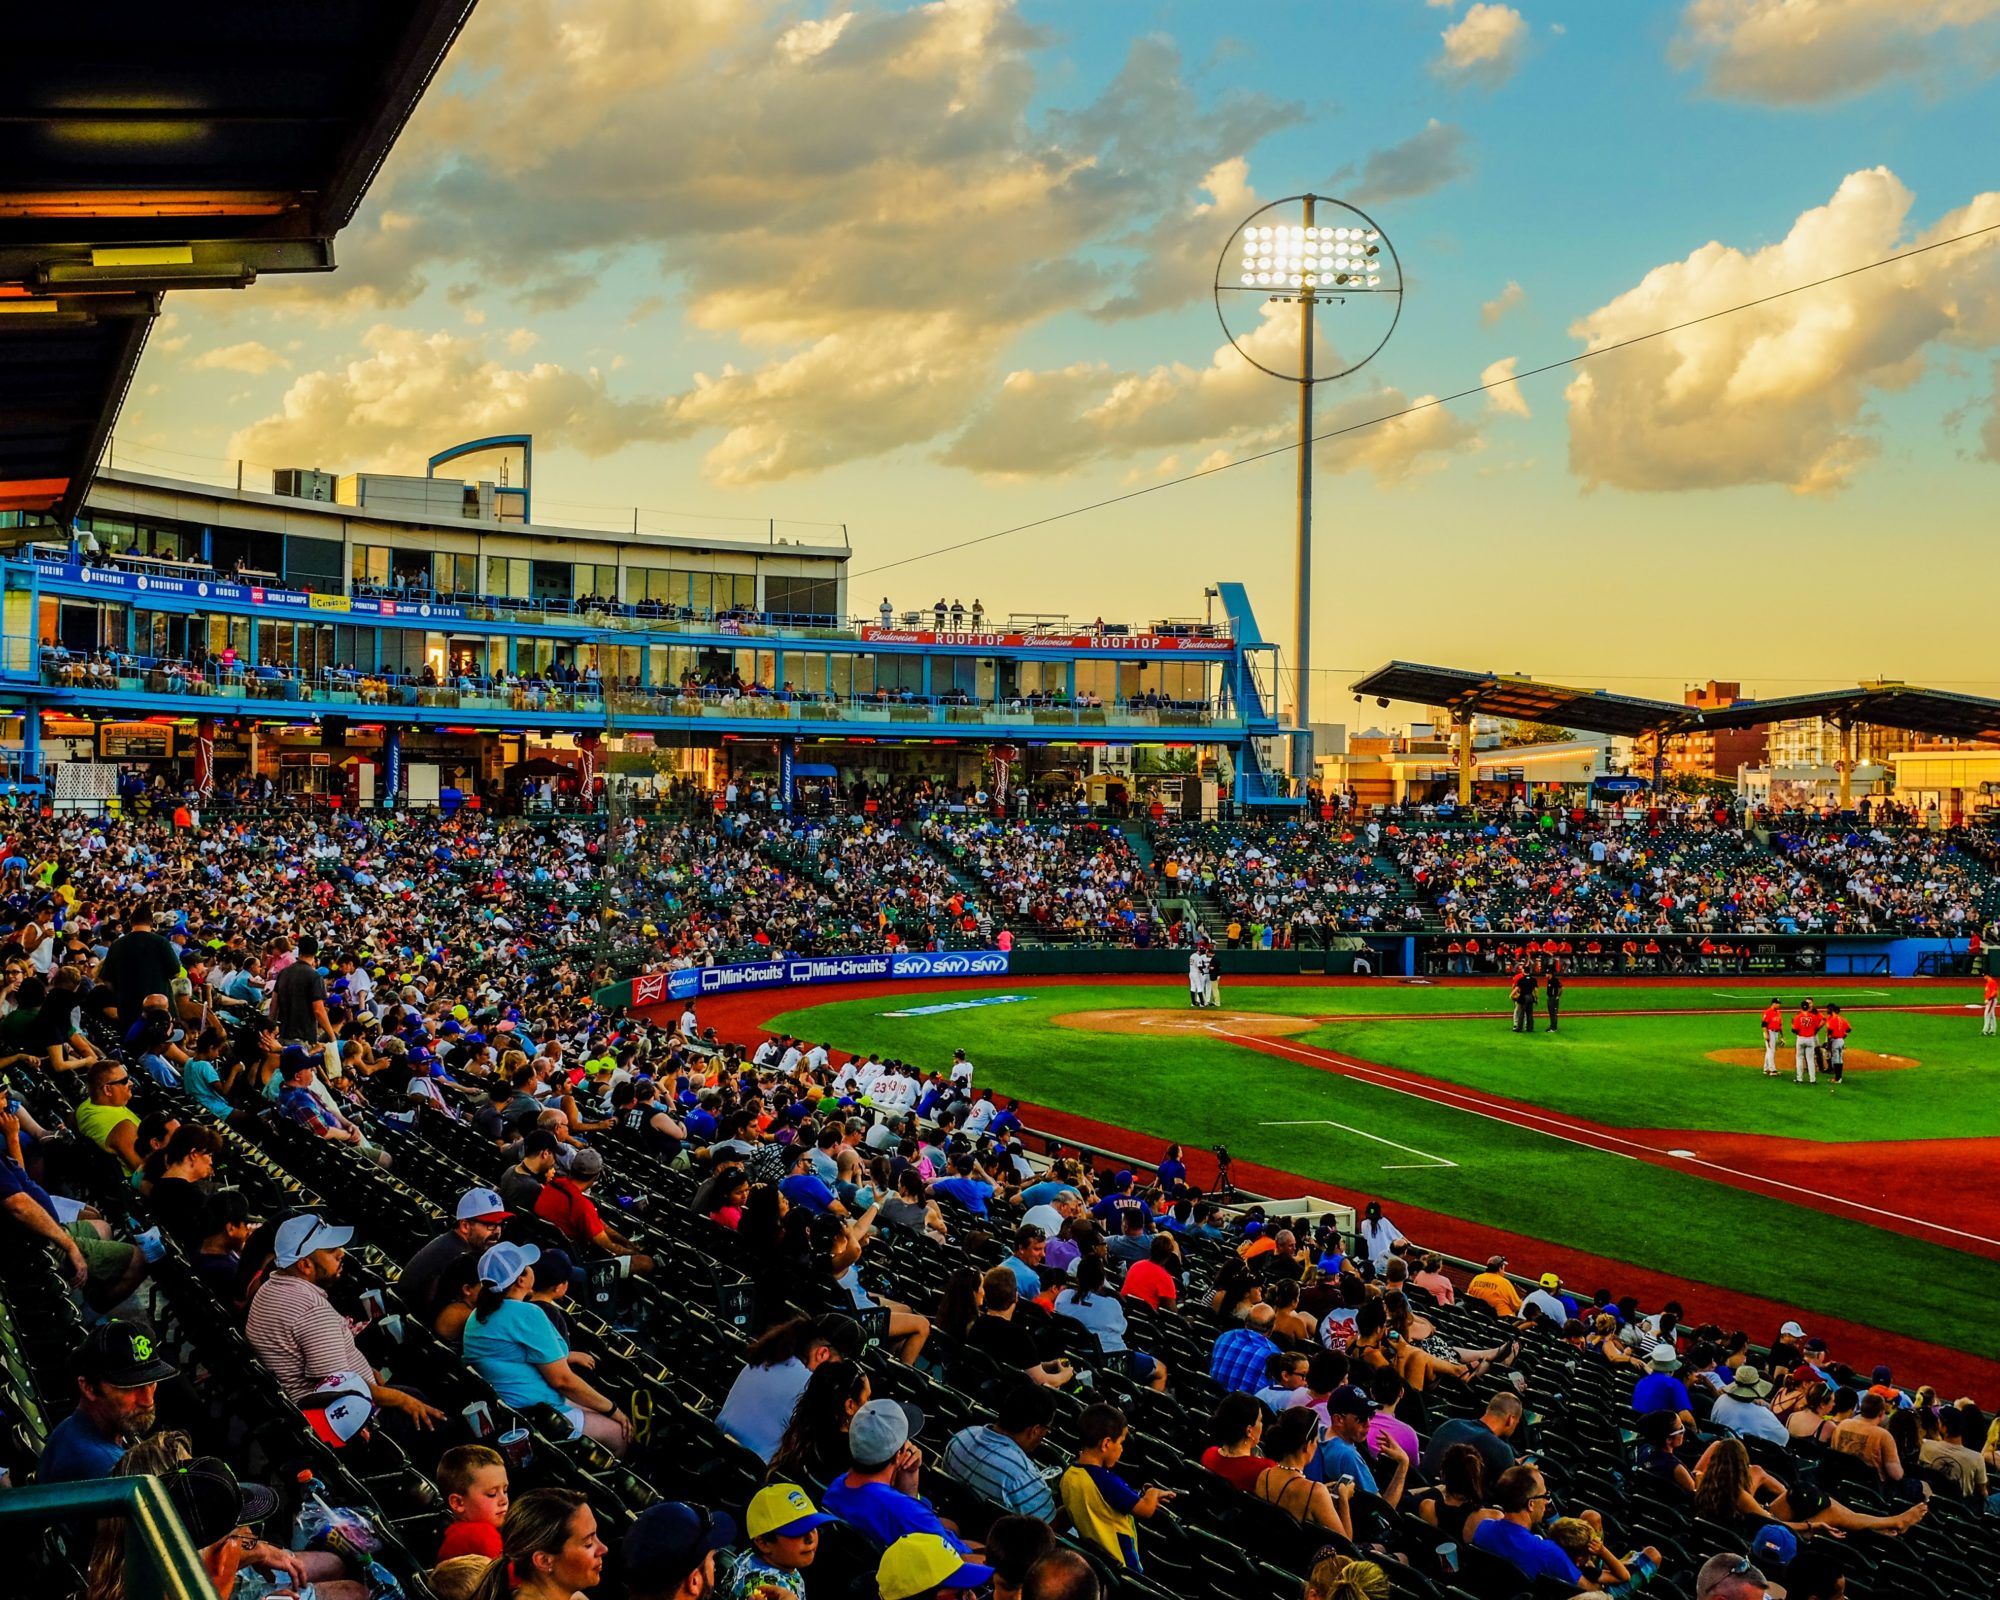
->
[[1500, 720, 1574, 747]]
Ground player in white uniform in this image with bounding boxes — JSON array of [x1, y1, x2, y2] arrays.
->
[[949, 1049, 974, 1092], [1188, 948, 1207, 1008], [1201, 949, 1221, 1009]]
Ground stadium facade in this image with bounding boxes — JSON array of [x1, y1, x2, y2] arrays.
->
[[0, 450, 1295, 810]]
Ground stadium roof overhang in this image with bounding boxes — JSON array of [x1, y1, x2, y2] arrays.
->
[[0, 2, 479, 529], [1683, 685, 2000, 746], [1348, 661, 1688, 740]]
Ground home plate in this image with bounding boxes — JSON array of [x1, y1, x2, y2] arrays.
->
[[1666, 1148, 1698, 1158]]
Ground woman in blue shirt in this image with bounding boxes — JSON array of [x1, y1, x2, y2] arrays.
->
[[462, 1241, 632, 1455]]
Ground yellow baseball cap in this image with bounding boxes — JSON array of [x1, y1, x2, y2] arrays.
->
[[877, 1534, 994, 1600], [451, 1004, 471, 1022], [745, 1483, 835, 1542]]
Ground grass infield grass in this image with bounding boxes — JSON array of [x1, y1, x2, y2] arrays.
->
[[770, 979, 2000, 1361]]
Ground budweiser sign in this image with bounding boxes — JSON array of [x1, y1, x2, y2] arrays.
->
[[859, 627, 1223, 651]]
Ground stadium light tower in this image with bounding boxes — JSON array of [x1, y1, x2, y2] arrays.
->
[[1215, 195, 1402, 793]]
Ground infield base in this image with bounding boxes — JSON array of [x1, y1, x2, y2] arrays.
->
[[1705, 1047, 1918, 1073], [1052, 1008, 1317, 1039]]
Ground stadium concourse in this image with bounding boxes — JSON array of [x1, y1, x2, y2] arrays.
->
[[5, 804, 2000, 1600]]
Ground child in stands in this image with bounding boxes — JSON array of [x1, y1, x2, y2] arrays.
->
[[436, 1443, 510, 1561]]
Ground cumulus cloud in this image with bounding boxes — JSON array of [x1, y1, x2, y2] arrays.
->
[[942, 307, 1480, 483], [1674, 0, 2000, 104], [191, 341, 290, 375], [1482, 356, 1532, 417], [225, 326, 683, 470], [1564, 167, 2000, 494], [1333, 119, 1473, 206], [1481, 279, 1527, 326], [230, 0, 1299, 483], [1437, 4, 1529, 83]]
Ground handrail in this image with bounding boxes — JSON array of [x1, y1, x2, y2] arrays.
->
[[0, 1473, 219, 1600]]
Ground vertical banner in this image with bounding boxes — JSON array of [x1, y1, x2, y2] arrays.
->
[[780, 736, 796, 812], [991, 742, 1017, 805], [578, 731, 600, 797], [383, 726, 402, 807], [194, 720, 216, 799]]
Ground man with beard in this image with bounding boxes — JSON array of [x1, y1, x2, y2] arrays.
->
[[38, 1320, 179, 1482]]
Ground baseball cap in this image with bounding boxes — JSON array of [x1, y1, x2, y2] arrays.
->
[[1538, 1272, 1562, 1290], [1648, 1345, 1682, 1372], [1749, 1523, 1798, 1569], [535, 1248, 576, 1295], [274, 1213, 354, 1268], [166, 1457, 282, 1546], [849, 1399, 926, 1467], [75, 1320, 179, 1387], [1872, 1365, 1895, 1386], [1779, 1320, 1806, 1339], [878, 1533, 995, 1600], [623, 1502, 735, 1593], [745, 1483, 836, 1542], [279, 1043, 317, 1075], [455, 1187, 512, 1224], [477, 1241, 541, 1290], [1484, 1254, 1507, 1270], [567, 1147, 605, 1179], [1324, 1384, 1377, 1418], [301, 1371, 376, 1448]]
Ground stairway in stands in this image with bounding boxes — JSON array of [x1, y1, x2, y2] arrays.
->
[[907, 820, 1048, 947]]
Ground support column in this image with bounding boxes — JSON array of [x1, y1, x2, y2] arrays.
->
[[1456, 716, 1474, 806], [1650, 733, 1663, 794], [1838, 718, 1856, 810]]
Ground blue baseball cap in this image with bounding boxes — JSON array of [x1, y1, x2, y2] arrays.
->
[[1750, 1523, 1798, 1568], [624, 1503, 735, 1592]]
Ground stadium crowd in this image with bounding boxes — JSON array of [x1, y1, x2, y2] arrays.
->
[[1773, 825, 2000, 937], [918, 816, 1183, 947], [1153, 823, 1414, 941], [0, 799, 1996, 1600]]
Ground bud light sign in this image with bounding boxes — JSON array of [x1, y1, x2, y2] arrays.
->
[[650, 948, 1010, 1004]]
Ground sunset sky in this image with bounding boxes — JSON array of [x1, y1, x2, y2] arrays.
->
[[124, 0, 2000, 712]]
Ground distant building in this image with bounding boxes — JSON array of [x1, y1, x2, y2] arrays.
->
[[1765, 716, 1914, 769], [1668, 681, 1767, 783]]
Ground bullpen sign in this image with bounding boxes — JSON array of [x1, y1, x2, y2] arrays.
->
[[626, 948, 1010, 1008]]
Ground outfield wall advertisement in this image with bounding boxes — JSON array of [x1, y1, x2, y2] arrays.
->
[[613, 948, 1011, 1010]]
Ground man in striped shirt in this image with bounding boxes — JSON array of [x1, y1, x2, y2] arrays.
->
[[246, 1214, 443, 1435], [940, 1385, 1058, 1520]]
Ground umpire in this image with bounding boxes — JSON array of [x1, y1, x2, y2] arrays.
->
[[1510, 968, 1538, 1032], [1546, 970, 1563, 1032]]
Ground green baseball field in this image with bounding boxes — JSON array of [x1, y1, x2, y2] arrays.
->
[[731, 976, 2000, 1383]]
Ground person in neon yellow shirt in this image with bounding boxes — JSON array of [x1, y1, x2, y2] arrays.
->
[[77, 1060, 143, 1171]]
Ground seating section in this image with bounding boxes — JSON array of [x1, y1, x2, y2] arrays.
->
[[1773, 824, 2000, 935], [1153, 821, 1420, 937], [918, 815, 1182, 945], [1, 806, 1995, 1600]]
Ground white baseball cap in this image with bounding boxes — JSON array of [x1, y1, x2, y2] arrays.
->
[[477, 1240, 541, 1290], [1779, 1320, 1806, 1339], [274, 1214, 354, 1268], [455, 1187, 512, 1223]]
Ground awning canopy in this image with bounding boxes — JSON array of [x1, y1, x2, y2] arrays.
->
[[1352, 662, 2000, 747], [1, 2, 479, 526]]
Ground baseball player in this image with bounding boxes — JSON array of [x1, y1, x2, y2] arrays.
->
[[1984, 972, 1998, 1037], [1202, 948, 1222, 1009], [1791, 999, 1821, 1085], [1760, 997, 1783, 1077], [1188, 946, 1207, 1009], [1823, 1004, 1850, 1091]]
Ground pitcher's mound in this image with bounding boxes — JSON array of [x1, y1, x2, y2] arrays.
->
[[1052, 1008, 1316, 1039], [1706, 1047, 1918, 1072]]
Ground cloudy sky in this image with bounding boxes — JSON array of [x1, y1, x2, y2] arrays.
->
[[126, 0, 2000, 708]]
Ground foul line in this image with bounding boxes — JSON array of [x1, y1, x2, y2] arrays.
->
[[1257, 1118, 1458, 1170], [1217, 1027, 2000, 1251]]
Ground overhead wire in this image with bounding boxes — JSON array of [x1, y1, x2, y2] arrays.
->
[[849, 217, 2000, 580]]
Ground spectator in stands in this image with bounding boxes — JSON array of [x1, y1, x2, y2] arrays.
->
[[1830, 1390, 1904, 1482], [2, 1106, 144, 1307], [1410, 1251, 1455, 1304], [1424, 1391, 1521, 1483], [499, 1128, 561, 1213], [1252, 1405, 1353, 1537], [984, 1515, 1056, 1600], [1471, 1465, 1582, 1585], [1199, 1391, 1275, 1491], [124, 992, 188, 1086], [142, 1122, 221, 1242], [38, 1320, 177, 1483], [1000, 1223, 1049, 1295], [1709, 1364, 1789, 1445], [967, 1266, 1073, 1388], [1210, 1316, 1282, 1394], [191, 1189, 253, 1301], [533, 1146, 656, 1275], [1465, 1254, 1522, 1317], [1632, 1345, 1697, 1433], [1053, 1255, 1167, 1391], [769, 1359, 872, 1490], [276, 1048, 389, 1165], [1778, 1545, 1849, 1600], [1546, 1517, 1658, 1596], [1254, 1352, 1313, 1413], [1921, 1405, 1989, 1499], [1416, 1442, 1494, 1546], [435, 1442, 510, 1562], [942, 1383, 1060, 1520], [464, 1241, 632, 1454], [717, 1314, 864, 1462], [1693, 1435, 1928, 1535], [1059, 1402, 1169, 1570], [244, 1213, 444, 1432], [1302, 1550, 1391, 1600], [96, 902, 181, 1030], [77, 1058, 143, 1171], [1310, 1384, 1410, 1507], [717, 1483, 835, 1599], [823, 1398, 975, 1552], [1695, 1553, 1770, 1600], [1120, 1233, 1181, 1311], [475, 1488, 608, 1600], [400, 1186, 512, 1325], [1631, 1413, 1698, 1498], [809, 1208, 930, 1364], [877, 1533, 997, 1600]]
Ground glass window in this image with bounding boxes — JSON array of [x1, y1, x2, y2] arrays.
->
[[877, 654, 923, 695], [353, 546, 392, 589], [830, 653, 874, 700], [785, 652, 828, 695], [1074, 661, 1114, 703], [574, 563, 617, 602]]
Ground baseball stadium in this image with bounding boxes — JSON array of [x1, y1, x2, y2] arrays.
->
[[4, 9, 2000, 1600]]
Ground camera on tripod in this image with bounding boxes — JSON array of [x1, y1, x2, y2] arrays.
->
[[1211, 1143, 1235, 1197]]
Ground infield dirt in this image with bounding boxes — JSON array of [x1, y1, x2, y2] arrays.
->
[[1704, 1047, 1918, 1072], [1051, 1007, 1317, 1039]]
